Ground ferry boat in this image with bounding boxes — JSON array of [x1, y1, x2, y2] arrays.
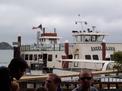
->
[[19, 20, 122, 72]]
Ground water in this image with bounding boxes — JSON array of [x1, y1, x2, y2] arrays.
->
[[0, 50, 13, 67]]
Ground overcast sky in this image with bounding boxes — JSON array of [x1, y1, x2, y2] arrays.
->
[[0, 0, 122, 45]]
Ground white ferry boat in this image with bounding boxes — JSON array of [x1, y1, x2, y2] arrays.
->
[[19, 21, 122, 72]]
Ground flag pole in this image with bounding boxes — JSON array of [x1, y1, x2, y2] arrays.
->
[[32, 24, 43, 49]]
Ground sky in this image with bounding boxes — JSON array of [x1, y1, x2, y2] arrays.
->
[[0, 0, 122, 45]]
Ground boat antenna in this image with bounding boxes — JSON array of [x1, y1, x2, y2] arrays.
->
[[42, 27, 45, 33], [75, 15, 87, 31], [32, 24, 43, 48], [92, 26, 96, 31], [54, 28, 56, 33]]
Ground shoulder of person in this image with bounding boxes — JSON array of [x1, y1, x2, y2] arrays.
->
[[0, 66, 9, 72], [11, 81, 20, 91], [0, 66, 10, 79]]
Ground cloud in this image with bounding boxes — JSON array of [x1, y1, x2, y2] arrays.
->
[[0, 0, 122, 44]]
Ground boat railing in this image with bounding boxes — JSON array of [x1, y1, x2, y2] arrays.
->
[[19, 75, 122, 91], [20, 44, 65, 51]]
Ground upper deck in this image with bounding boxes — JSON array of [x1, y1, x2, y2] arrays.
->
[[72, 19, 108, 43], [72, 30, 107, 43]]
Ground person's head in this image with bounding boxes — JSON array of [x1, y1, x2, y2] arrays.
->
[[8, 57, 28, 80], [79, 69, 93, 89], [44, 73, 61, 91]]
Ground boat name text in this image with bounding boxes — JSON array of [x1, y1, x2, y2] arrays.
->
[[91, 46, 115, 51]]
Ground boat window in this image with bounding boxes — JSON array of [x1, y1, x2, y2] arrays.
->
[[29, 54, 33, 60], [105, 58, 110, 61], [110, 54, 114, 61], [74, 62, 78, 67], [38, 54, 42, 59], [97, 35, 104, 42], [85, 55, 91, 59], [55, 55, 57, 58], [48, 54, 52, 61], [43, 54, 47, 60], [91, 36, 97, 42], [34, 54, 37, 61], [85, 38, 89, 42], [80, 36, 82, 42], [68, 55, 73, 59], [75, 36, 78, 42], [85, 36, 90, 42], [74, 54, 79, 59], [93, 55, 99, 60], [31, 64, 35, 70], [25, 54, 28, 60]]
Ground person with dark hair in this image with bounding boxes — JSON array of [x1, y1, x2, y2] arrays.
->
[[0, 57, 28, 91], [9, 57, 28, 91], [8, 57, 28, 80], [72, 70, 98, 91], [44, 73, 62, 91]]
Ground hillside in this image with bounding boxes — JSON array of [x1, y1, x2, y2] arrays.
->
[[0, 42, 13, 49]]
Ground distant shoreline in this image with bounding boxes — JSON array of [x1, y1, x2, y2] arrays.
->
[[0, 42, 13, 50]]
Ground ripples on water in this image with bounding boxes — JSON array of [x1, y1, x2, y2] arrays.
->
[[0, 50, 13, 67]]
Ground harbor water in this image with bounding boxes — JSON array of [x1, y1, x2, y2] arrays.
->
[[0, 49, 13, 67]]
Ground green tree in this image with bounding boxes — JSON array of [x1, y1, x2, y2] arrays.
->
[[113, 51, 122, 74]]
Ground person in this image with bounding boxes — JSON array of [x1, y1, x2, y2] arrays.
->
[[72, 70, 98, 91], [44, 73, 62, 91], [0, 57, 28, 91], [8, 57, 28, 80], [9, 57, 29, 91], [0, 66, 11, 91]]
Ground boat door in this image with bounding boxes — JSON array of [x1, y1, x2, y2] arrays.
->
[[42, 54, 47, 67]]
